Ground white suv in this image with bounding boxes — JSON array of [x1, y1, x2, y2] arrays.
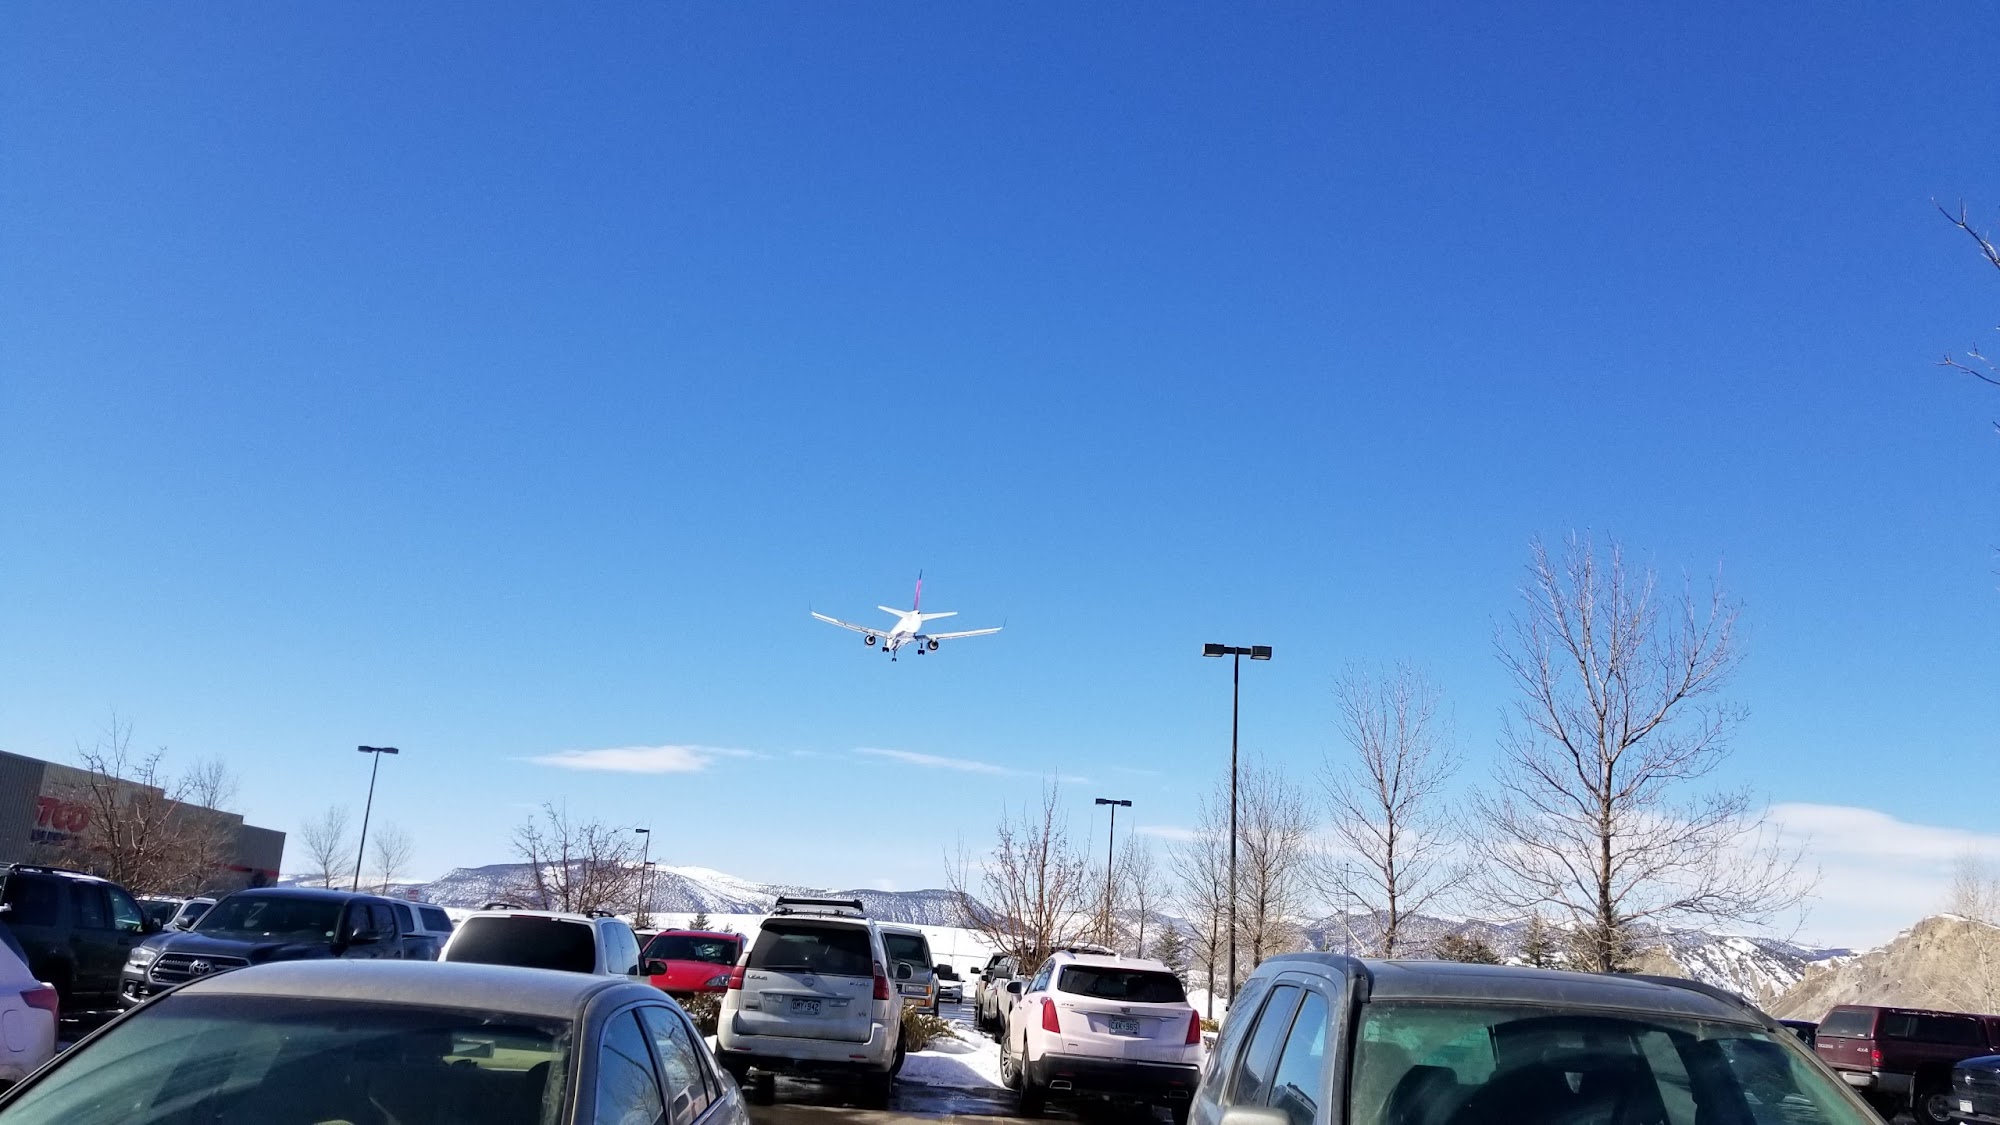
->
[[715, 897, 908, 1108], [999, 950, 1203, 1120], [438, 906, 642, 975]]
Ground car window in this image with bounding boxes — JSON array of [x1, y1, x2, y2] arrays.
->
[[1058, 966, 1187, 1003], [392, 902, 416, 931], [1347, 1001, 1873, 1125], [883, 932, 930, 970], [448, 916, 600, 973], [597, 1009, 666, 1125], [70, 884, 109, 930], [748, 922, 872, 977], [419, 906, 453, 932], [1915, 1014, 1986, 1046], [1229, 985, 1303, 1106], [1266, 989, 1331, 1125], [606, 923, 642, 975], [1029, 963, 1053, 992], [2, 875, 61, 926], [1199, 975, 1275, 1112], [199, 895, 342, 937], [638, 1006, 712, 1125], [106, 887, 146, 934], [1816, 1009, 1874, 1039], [645, 935, 739, 964], [0, 993, 570, 1125]]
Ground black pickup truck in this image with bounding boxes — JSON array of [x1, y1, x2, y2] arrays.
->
[[119, 886, 421, 1006]]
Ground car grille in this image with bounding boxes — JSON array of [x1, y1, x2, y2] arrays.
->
[[149, 953, 249, 985]]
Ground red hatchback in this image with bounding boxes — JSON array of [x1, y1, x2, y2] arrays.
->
[[642, 930, 745, 997]]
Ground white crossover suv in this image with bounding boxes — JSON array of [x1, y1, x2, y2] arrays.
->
[[715, 897, 908, 1108], [439, 906, 642, 976], [999, 950, 1203, 1120]]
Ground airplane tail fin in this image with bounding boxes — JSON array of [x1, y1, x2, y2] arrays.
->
[[913, 570, 923, 612]]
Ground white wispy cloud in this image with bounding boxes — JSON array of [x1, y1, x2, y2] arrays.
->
[[1769, 803, 2000, 948], [528, 744, 753, 774], [854, 748, 1017, 776], [1135, 825, 1198, 842]]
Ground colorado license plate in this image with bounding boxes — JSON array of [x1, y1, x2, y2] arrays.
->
[[789, 998, 822, 1016], [1963, 1101, 1975, 1115], [1108, 1017, 1140, 1036]]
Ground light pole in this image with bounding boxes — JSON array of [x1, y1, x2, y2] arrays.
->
[[1202, 642, 1271, 1002], [352, 746, 400, 892], [1094, 798, 1132, 944], [633, 828, 653, 929]]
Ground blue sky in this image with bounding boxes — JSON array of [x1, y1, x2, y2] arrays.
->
[[3, 3, 1997, 948]]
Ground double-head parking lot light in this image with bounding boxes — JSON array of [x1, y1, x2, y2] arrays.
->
[[1201, 643, 1270, 1001]]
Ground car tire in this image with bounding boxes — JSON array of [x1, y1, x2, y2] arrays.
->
[[748, 1074, 776, 1106], [860, 1071, 894, 1110], [892, 1042, 907, 1076], [1917, 1085, 1955, 1125], [1017, 1077, 1046, 1118], [999, 1036, 1021, 1090]]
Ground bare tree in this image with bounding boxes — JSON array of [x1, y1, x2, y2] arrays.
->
[[509, 803, 641, 914], [1115, 837, 1162, 958], [1938, 202, 2000, 392], [1948, 853, 2000, 924], [1234, 755, 1315, 970], [1324, 664, 1465, 956], [947, 782, 1096, 975], [369, 824, 416, 894], [1168, 794, 1231, 1017], [299, 806, 354, 889], [40, 713, 240, 895], [1475, 535, 1811, 973]]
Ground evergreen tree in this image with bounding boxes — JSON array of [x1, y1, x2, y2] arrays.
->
[[1151, 924, 1189, 976], [691, 909, 711, 930], [1430, 933, 1502, 964], [1519, 914, 1563, 969]]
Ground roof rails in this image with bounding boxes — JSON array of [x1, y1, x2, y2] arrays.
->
[[771, 896, 867, 918], [2, 863, 98, 880], [481, 901, 526, 911], [1056, 943, 1119, 957], [583, 909, 619, 920]]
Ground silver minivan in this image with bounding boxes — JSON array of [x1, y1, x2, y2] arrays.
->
[[715, 897, 908, 1108]]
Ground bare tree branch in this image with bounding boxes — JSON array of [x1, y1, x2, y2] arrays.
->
[[299, 806, 353, 889], [947, 782, 1096, 974]]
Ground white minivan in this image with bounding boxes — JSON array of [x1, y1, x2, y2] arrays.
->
[[715, 897, 908, 1108]]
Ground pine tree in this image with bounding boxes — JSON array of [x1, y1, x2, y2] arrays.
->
[[1430, 933, 1502, 964], [1519, 914, 1563, 969], [691, 909, 711, 930], [1151, 924, 1189, 976]]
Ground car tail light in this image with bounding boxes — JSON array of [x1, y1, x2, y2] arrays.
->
[[1871, 1048, 1882, 1066], [1186, 1010, 1203, 1045], [873, 963, 892, 1002], [727, 963, 746, 990], [1042, 998, 1060, 1033], [20, 985, 58, 1016]]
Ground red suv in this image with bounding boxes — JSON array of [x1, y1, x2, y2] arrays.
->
[[641, 930, 745, 998], [1814, 1004, 2000, 1123]]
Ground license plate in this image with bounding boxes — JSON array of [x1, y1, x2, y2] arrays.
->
[[788, 998, 822, 1016], [1964, 1101, 1976, 1115], [1108, 1017, 1140, 1036]]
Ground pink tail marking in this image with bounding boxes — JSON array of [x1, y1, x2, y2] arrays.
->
[[913, 572, 923, 612]]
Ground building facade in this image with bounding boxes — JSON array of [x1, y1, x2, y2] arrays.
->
[[0, 749, 284, 891]]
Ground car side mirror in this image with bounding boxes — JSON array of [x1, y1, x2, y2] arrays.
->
[[1006, 981, 1024, 996], [895, 963, 914, 981], [644, 958, 668, 976], [968, 967, 981, 976]]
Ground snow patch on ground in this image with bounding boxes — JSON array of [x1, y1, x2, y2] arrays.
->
[[899, 1023, 1005, 1090]]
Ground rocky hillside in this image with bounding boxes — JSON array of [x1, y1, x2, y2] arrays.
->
[[415, 863, 972, 926], [1771, 915, 2000, 1020]]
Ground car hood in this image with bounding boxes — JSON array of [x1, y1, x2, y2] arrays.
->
[[152, 932, 332, 962], [648, 960, 734, 989], [1958, 1055, 2000, 1071]]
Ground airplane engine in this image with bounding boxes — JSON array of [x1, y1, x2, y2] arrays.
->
[[927, 639, 940, 652], [864, 635, 876, 646]]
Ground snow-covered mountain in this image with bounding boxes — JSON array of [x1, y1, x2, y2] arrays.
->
[[414, 863, 971, 926]]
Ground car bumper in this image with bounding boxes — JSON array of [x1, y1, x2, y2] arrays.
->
[[117, 971, 158, 1009], [1834, 1069, 1912, 1098], [716, 1022, 897, 1074], [1025, 1054, 1201, 1102]]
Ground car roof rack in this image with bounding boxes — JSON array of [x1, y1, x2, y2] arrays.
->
[[2, 863, 97, 880], [480, 901, 526, 910], [583, 909, 619, 919], [771, 896, 867, 918]]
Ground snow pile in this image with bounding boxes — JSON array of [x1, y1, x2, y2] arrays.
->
[[898, 1024, 1005, 1091]]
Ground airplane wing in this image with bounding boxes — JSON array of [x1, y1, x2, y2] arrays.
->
[[812, 611, 886, 638], [924, 627, 1003, 641]]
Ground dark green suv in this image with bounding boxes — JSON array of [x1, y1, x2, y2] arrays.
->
[[0, 864, 158, 1013]]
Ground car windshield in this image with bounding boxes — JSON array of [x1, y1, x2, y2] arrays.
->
[[749, 922, 872, 977], [1057, 966, 1187, 1003], [1349, 1001, 1873, 1125], [447, 916, 598, 973], [644, 934, 739, 964], [1816, 1009, 1874, 1039], [175, 901, 214, 926], [0, 993, 569, 1125], [882, 933, 929, 969], [194, 895, 341, 938], [139, 900, 180, 927]]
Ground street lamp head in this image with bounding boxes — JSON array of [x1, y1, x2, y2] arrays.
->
[[633, 827, 651, 835], [1094, 797, 1133, 807], [357, 746, 400, 755], [1202, 643, 1226, 658], [1250, 645, 1273, 661]]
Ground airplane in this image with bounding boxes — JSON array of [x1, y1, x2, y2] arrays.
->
[[811, 574, 1002, 661]]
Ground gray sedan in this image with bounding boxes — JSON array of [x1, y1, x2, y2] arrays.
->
[[0, 959, 750, 1125]]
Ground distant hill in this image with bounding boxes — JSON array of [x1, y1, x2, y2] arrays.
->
[[1771, 915, 2000, 1020], [413, 863, 974, 926]]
